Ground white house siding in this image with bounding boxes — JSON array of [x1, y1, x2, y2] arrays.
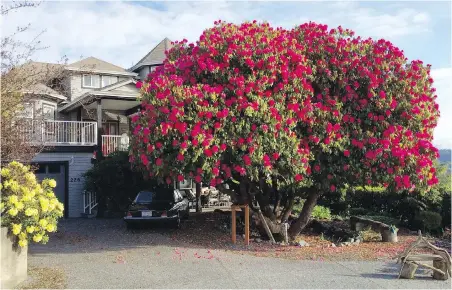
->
[[69, 74, 93, 100], [31, 99, 58, 118], [109, 84, 139, 94], [33, 152, 93, 218], [69, 74, 134, 101], [118, 76, 129, 82], [138, 66, 149, 80]]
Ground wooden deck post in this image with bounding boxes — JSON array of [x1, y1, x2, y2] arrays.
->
[[195, 182, 202, 212], [244, 205, 250, 246], [231, 206, 236, 244], [231, 205, 250, 245]]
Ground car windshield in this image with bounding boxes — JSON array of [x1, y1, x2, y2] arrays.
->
[[134, 190, 172, 203]]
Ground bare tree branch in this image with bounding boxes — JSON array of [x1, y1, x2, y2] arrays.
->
[[1, 1, 41, 15]]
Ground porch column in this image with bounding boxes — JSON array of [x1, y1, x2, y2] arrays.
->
[[96, 99, 104, 160]]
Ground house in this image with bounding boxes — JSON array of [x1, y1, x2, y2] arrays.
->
[[16, 38, 172, 218]]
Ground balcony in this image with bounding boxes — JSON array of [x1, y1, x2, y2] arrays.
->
[[102, 135, 129, 156], [20, 120, 97, 146]]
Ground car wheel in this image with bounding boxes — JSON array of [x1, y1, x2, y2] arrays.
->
[[126, 223, 135, 230]]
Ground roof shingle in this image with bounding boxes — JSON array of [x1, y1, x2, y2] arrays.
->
[[67, 57, 126, 72], [129, 38, 172, 72]]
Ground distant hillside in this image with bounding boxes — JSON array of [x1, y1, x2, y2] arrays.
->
[[439, 149, 451, 164]]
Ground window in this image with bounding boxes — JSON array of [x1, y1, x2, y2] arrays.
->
[[134, 190, 172, 203], [17, 103, 34, 119], [102, 75, 118, 87], [47, 164, 61, 174], [42, 103, 56, 120], [82, 74, 100, 88], [34, 164, 46, 174], [102, 122, 118, 135]]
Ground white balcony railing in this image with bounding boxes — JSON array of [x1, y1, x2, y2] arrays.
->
[[102, 135, 129, 156], [20, 120, 97, 146]]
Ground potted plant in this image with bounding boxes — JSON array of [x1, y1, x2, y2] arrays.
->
[[382, 225, 398, 242], [0, 161, 64, 289]]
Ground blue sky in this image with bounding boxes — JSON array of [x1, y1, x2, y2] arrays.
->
[[2, 0, 451, 148]]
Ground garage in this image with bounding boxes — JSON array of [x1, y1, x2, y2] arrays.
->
[[34, 162, 68, 218]]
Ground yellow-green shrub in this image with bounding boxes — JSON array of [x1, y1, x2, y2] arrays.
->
[[0, 161, 64, 247]]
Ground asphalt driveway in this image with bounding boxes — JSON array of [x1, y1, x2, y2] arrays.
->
[[21, 219, 451, 289]]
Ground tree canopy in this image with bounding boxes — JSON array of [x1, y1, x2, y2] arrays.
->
[[129, 21, 440, 237]]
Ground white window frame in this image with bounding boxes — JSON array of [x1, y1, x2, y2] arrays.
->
[[82, 74, 100, 88], [101, 75, 118, 87], [42, 102, 56, 120]]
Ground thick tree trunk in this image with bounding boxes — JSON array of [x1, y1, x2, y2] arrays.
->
[[195, 182, 202, 213], [288, 190, 320, 240], [256, 201, 276, 243], [281, 194, 295, 222]]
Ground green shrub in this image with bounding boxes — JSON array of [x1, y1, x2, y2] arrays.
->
[[317, 188, 348, 215], [412, 211, 442, 233], [359, 228, 381, 242], [346, 187, 403, 217], [292, 200, 332, 220], [349, 208, 371, 216], [83, 151, 158, 214], [442, 191, 451, 228], [311, 205, 331, 220], [0, 161, 64, 247]]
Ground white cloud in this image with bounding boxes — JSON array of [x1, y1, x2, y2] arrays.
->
[[431, 68, 452, 149], [1, 1, 435, 66], [308, 2, 432, 40], [1, 0, 449, 147], [413, 12, 430, 24]]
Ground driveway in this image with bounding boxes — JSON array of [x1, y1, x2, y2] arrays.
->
[[22, 219, 451, 289]]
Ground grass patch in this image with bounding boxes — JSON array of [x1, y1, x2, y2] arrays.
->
[[18, 266, 67, 289]]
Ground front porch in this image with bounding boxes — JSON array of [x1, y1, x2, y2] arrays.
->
[[57, 80, 140, 156]]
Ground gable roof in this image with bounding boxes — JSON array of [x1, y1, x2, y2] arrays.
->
[[129, 38, 173, 72], [12, 61, 65, 83], [22, 83, 66, 101], [67, 57, 127, 72], [58, 79, 139, 113]]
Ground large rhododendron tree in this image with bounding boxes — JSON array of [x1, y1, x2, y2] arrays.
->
[[130, 21, 440, 239], [287, 23, 440, 237]]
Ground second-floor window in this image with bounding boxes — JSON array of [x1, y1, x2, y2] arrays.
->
[[42, 104, 56, 120], [82, 74, 100, 88], [102, 75, 118, 87]]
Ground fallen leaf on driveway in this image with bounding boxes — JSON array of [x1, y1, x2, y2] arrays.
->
[[115, 255, 126, 264]]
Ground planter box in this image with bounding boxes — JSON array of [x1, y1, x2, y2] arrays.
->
[[381, 229, 398, 243], [0, 227, 27, 289]]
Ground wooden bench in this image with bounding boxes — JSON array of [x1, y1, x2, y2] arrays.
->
[[397, 231, 451, 280]]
